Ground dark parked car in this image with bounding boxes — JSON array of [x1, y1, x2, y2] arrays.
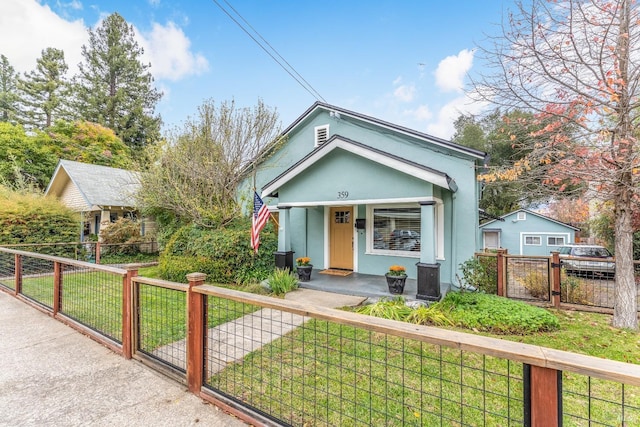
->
[[389, 229, 420, 252], [557, 245, 615, 278]]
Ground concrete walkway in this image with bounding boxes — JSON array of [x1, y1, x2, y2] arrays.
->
[[151, 288, 367, 374], [0, 291, 247, 427]]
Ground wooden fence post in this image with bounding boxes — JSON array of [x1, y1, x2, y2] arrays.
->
[[525, 364, 561, 427], [14, 254, 22, 296], [53, 261, 62, 315], [551, 251, 561, 308], [95, 242, 101, 264], [122, 265, 138, 359], [497, 249, 507, 297], [186, 272, 206, 394]]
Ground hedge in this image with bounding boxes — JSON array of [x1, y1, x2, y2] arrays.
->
[[159, 217, 278, 284], [0, 187, 79, 254]]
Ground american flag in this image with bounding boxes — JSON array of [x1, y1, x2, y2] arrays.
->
[[251, 192, 271, 253]]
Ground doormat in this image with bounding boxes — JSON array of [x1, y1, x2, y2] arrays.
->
[[319, 269, 353, 277]]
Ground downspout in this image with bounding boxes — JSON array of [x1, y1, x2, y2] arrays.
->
[[451, 193, 457, 286]]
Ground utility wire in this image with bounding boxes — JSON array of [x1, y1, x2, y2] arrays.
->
[[211, 0, 327, 103]]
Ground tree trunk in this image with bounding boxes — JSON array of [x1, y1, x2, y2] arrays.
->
[[612, 194, 637, 329], [611, 0, 637, 330]]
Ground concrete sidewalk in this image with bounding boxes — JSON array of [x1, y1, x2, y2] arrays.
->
[[0, 292, 247, 427]]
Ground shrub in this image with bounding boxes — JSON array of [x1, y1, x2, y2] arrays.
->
[[99, 217, 144, 255], [521, 270, 549, 299], [159, 217, 277, 284], [561, 271, 594, 305], [267, 268, 298, 295], [458, 256, 498, 293], [439, 292, 560, 334], [355, 297, 413, 321], [0, 185, 79, 256]]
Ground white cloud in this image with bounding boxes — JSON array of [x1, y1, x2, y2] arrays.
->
[[56, 1, 83, 11], [434, 49, 475, 93], [403, 105, 432, 122], [1, 1, 208, 83], [0, 0, 87, 74], [426, 94, 489, 139], [137, 21, 209, 81], [393, 84, 416, 103]]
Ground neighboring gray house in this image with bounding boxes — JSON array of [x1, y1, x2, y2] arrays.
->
[[478, 209, 579, 256], [45, 159, 152, 240], [247, 102, 486, 298]]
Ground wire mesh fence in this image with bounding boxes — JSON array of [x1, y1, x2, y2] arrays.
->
[[59, 264, 124, 343], [563, 374, 640, 426], [505, 256, 551, 302], [0, 251, 15, 291], [19, 257, 55, 309], [203, 297, 525, 426], [136, 281, 188, 372], [560, 262, 616, 309]]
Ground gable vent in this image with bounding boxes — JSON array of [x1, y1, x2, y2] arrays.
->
[[314, 124, 329, 147]]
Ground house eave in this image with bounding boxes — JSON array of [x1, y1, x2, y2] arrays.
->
[[261, 135, 457, 198]]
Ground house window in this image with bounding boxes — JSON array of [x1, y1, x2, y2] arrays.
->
[[110, 213, 118, 223], [369, 205, 421, 256], [548, 236, 565, 246], [517, 212, 527, 221], [314, 124, 329, 147], [524, 235, 541, 245]]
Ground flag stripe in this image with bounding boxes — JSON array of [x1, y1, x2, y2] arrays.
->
[[251, 192, 270, 253]]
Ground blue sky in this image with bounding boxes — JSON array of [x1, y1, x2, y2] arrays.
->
[[1, 0, 508, 138]]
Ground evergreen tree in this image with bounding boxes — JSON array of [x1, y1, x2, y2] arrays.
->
[[0, 55, 19, 124], [18, 48, 70, 129], [75, 13, 162, 153]]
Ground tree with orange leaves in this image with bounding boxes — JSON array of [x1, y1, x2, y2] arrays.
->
[[473, 0, 639, 329]]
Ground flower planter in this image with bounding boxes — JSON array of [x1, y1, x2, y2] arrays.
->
[[297, 265, 313, 282], [385, 273, 407, 294]]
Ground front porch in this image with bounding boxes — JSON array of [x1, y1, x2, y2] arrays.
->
[[297, 270, 450, 302]]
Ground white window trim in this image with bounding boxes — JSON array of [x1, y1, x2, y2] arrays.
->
[[314, 124, 329, 147], [523, 235, 542, 246], [547, 236, 566, 246], [517, 212, 527, 221], [365, 202, 444, 259]]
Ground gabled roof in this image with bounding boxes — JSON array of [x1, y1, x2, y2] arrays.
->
[[282, 102, 486, 161], [45, 159, 140, 208], [262, 135, 457, 198], [479, 208, 580, 231]]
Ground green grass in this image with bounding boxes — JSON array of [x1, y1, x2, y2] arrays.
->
[[208, 311, 640, 426]]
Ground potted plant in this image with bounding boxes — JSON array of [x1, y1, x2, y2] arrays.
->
[[296, 257, 313, 282], [385, 265, 407, 294]]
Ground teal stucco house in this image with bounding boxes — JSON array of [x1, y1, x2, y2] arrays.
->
[[479, 209, 579, 256], [250, 102, 486, 299]]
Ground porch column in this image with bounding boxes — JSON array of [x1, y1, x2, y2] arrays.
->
[[99, 209, 110, 240], [274, 207, 294, 271], [419, 201, 436, 264], [416, 201, 440, 301]]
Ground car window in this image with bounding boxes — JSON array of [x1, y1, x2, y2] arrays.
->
[[558, 247, 572, 255]]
